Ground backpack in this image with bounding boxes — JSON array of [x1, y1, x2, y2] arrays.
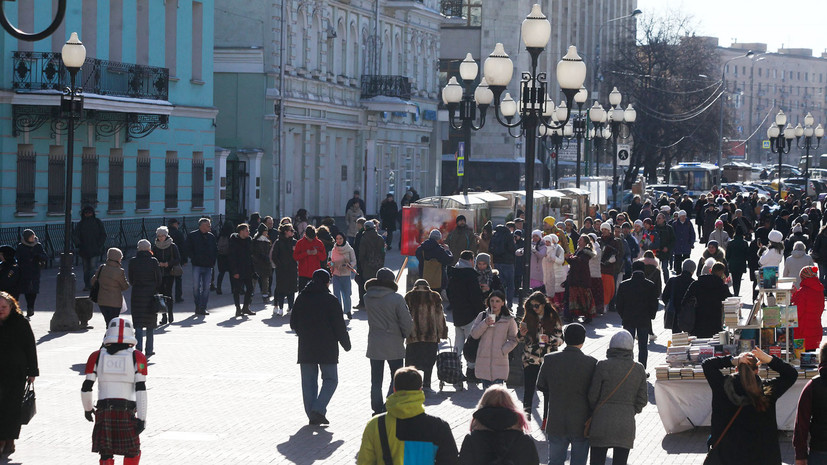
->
[[489, 232, 507, 257]]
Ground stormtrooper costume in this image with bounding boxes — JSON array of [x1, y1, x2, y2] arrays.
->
[[81, 318, 148, 465]]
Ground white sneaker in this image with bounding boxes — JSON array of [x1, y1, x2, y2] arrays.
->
[[649, 334, 657, 342]]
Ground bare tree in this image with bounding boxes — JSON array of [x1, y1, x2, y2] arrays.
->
[[607, 13, 734, 186]]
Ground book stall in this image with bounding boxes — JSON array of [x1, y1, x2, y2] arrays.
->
[[654, 269, 818, 433]]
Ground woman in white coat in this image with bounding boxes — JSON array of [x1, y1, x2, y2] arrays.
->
[[542, 234, 567, 305], [588, 233, 605, 314], [759, 229, 785, 276]]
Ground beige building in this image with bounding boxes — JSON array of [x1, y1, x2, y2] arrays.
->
[[439, 0, 638, 192], [719, 40, 827, 165]]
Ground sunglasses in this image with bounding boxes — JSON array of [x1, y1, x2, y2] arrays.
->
[[530, 302, 543, 309]]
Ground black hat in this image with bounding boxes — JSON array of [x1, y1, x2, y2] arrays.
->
[[456, 215, 466, 223], [563, 323, 586, 346]]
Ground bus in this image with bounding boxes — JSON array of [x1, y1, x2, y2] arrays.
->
[[667, 163, 722, 197], [799, 154, 827, 171]]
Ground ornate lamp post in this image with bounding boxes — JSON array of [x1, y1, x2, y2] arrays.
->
[[51, 32, 86, 332], [605, 87, 635, 208], [794, 113, 824, 198], [767, 110, 796, 194], [0, 0, 65, 41], [538, 122, 570, 188], [442, 3, 587, 307]]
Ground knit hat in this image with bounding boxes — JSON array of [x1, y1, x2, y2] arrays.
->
[[793, 224, 803, 234], [456, 215, 466, 223], [514, 230, 523, 238], [364, 220, 376, 230], [682, 259, 697, 274], [22, 229, 35, 240], [543, 216, 556, 227], [137, 239, 152, 251], [107, 247, 123, 262], [563, 323, 586, 346], [708, 240, 719, 248], [609, 330, 634, 350], [634, 219, 643, 228], [156, 226, 169, 237], [312, 269, 330, 285], [543, 234, 557, 245], [474, 253, 491, 267], [715, 220, 723, 227], [600, 222, 611, 231], [532, 229, 543, 239], [794, 241, 806, 251], [376, 267, 395, 283], [768, 229, 784, 243], [678, 210, 687, 217], [801, 266, 818, 281], [429, 229, 442, 241]]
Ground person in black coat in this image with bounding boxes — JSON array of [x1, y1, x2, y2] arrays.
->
[[0, 245, 22, 300], [0, 292, 38, 456], [682, 262, 732, 337], [415, 229, 454, 293], [128, 240, 161, 356], [14, 230, 47, 317], [458, 385, 539, 465], [152, 226, 182, 325], [379, 194, 399, 249], [167, 219, 187, 303], [446, 252, 485, 384], [272, 224, 299, 315], [187, 218, 218, 315], [662, 260, 696, 333], [228, 224, 255, 317], [703, 348, 797, 465], [615, 261, 659, 368], [289, 269, 351, 425], [73, 205, 108, 291]]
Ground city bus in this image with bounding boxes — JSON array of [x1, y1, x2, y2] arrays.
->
[[799, 154, 827, 171], [667, 163, 722, 197]]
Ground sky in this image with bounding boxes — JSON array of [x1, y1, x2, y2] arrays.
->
[[635, 0, 827, 56]]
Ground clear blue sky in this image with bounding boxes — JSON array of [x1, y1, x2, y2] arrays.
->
[[635, 0, 827, 56]]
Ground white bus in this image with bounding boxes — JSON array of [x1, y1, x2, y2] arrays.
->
[[668, 163, 722, 197]]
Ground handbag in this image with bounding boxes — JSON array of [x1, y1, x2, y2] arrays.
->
[[170, 264, 183, 277], [153, 294, 169, 314], [678, 294, 697, 333], [463, 334, 481, 363], [703, 405, 744, 465], [664, 281, 677, 330], [88, 265, 104, 303], [20, 381, 36, 425], [584, 364, 636, 438]]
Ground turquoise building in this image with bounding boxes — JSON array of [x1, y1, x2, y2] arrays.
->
[[0, 0, 216, 232]]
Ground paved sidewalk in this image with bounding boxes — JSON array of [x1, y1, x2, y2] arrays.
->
[[4, 245, 802, 464]]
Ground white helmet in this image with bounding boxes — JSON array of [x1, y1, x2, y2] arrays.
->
[[103, 317, 138, 346]]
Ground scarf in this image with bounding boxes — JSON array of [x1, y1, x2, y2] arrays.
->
[[155, 236, 173, 250], [477, 266, 493, 286]]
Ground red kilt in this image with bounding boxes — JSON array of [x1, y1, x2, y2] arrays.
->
[[92, 407, 140, 456]]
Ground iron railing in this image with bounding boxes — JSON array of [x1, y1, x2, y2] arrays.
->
[[441, 0, 463, 17], [360, 75, 412, 100], [12, 51, 169, 100]]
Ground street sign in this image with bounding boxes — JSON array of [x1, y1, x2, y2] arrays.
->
[[457, 142, 465, 177], [762, 140, 771, 149], [617, 144, 631, 167]]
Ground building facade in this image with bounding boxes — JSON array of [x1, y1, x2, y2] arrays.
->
[[719, 41, 827, 165], [214, 0, 444, 220], [438, 0, 638, 193], [0, 0, 217, 230]]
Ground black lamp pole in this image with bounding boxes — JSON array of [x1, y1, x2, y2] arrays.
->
[[541, 131, 569, 188]]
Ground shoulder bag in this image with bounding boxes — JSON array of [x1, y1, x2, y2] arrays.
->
[[703, 405, 744, 465], [88, 265, 105, 303], [678, 294, 697, 333], [584, 363, 636, 438], [20, 381, 36, 425], [377, 414, 393, 465]]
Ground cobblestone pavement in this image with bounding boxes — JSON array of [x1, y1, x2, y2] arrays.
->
[[5, 241, 805, 464]]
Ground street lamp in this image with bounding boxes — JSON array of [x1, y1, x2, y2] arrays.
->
[[51, 32, 86, 332], [539, 122, 570, 188], [717, 50, 754, 166], [442, 3, 586, 308], [796, 112, 823, 197], [564, 88, 605, 187], [592, 8, 642, 101], [600, 87, 635, 208], [767, 110, 795, 194]]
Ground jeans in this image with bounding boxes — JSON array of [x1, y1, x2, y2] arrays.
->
[[809, 449, 827, 465], [331, 275, 352, 314], [99, 305, 120, 325], [160, 275, 175, 322], [454, 321, 476, 369], [481, 379, 505, 389], [589, 446, 629, 465], [300, 363, 338, 417], [192, 266, 213, 312], [81, 255, 99, 289], [623, 324, 649, 368], [370, 359, 403, 414], [496, 263, 515, 308], [548, 434, 590, 465], [405, 342, 438, 388], [135, 327, 154, 355]]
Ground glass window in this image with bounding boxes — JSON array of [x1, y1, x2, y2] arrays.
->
[[165, 151, 179, 209], [48, 145, 65, 214], [16, 144, 35, 213], [192, 151, 204, 208], [81, 147, 99, 208], [109, 149, 124, 211], [136, 150, 151, 210]]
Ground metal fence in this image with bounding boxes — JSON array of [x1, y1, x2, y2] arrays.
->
[[0, 215, 226, 268]]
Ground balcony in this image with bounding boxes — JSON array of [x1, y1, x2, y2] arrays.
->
[[12, 51, 169, 101], [441, 0, 463, 17], [360, 75, 412, 100]]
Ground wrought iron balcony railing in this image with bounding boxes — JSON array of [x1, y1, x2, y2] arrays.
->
[[360, 75, 412, 100], [12, 51, 169, 101], [441, 0, 463, 17]]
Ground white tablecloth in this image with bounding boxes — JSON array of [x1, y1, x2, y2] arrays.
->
[[654, 378, 808, 433]]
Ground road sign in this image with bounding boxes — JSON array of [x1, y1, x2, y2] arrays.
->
[[457, 142, 465, 177], [762, 140, 771, 149], [617, 144, 631, 166]]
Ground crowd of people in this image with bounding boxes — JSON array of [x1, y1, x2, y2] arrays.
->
[[6, 185, 827, 464]]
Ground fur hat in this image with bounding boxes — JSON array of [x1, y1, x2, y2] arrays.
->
[[137, 239, 152, 251], [364, 220, 376, 230], [563, 323, 586, 346], [768, 229, 784, 243], [156, 226, 169, 237], [376, 267, 395, 283]]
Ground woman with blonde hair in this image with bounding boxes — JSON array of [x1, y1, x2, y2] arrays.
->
[[457, 385, 539, 465], [0, 292, 38, 457]]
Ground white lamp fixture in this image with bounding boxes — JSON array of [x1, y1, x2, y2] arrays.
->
[[543, 95, 555, 117], [624, 104, 637, 123], [609, 87, 622, 107], [500, 92, 518, 117], [555, 100, 568, 122], [521, 4, 551, 49], [473, 77, 494, 105], [484, 43, 514, 87], [556, 46, 587, 90], [805, 125, 814, 138], [783, 124, 795, 140], [62, 32, 86, 70], [767, 124, 780, 139], [589, 102, 606, 123], [564, 123, 574, 137], [804, 112, 814, 127], [459, 53, 478, 82], [602, 127, 612, 139], [775, 110, 787, 127], [612, 105, 624, 123], [574, 86, 588, 105], [816, 124, 824, 139], [795, 123, 804, 138], [442, 77, 463, 104]]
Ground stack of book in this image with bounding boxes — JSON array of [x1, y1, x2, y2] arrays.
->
[[666, 346, 689, 366], [723, 297, 741, 328], [671, 332, 690, 346]]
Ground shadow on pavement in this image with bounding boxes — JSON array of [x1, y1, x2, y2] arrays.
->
[[70, 363, 87, 373], [261, 314, 291, 328], [276, 425, 343, 465], [661, 427, 711, 454], [217, 315, 248, 328], [174, 314, 207, 327]]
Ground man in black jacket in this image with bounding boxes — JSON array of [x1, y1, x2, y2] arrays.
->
[[536, 323, 596, 465], [167, 218, 187, 303], [290, 269, 351, 425], [616, 261, 659, 368], [662, 260, 696, 333], [446, 251, 484, 386], [73, 205, 107, 291], [187, 218, 217, 315], [228, 224, 255, 317]]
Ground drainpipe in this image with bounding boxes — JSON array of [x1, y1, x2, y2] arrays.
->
[[276, 0, 286, 217]]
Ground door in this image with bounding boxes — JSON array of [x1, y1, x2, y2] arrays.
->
[[225, 153, 249, 225]]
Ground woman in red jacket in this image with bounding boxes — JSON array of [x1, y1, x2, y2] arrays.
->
[[293, 226, 327, 291], [791, 266, 825, 351]]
